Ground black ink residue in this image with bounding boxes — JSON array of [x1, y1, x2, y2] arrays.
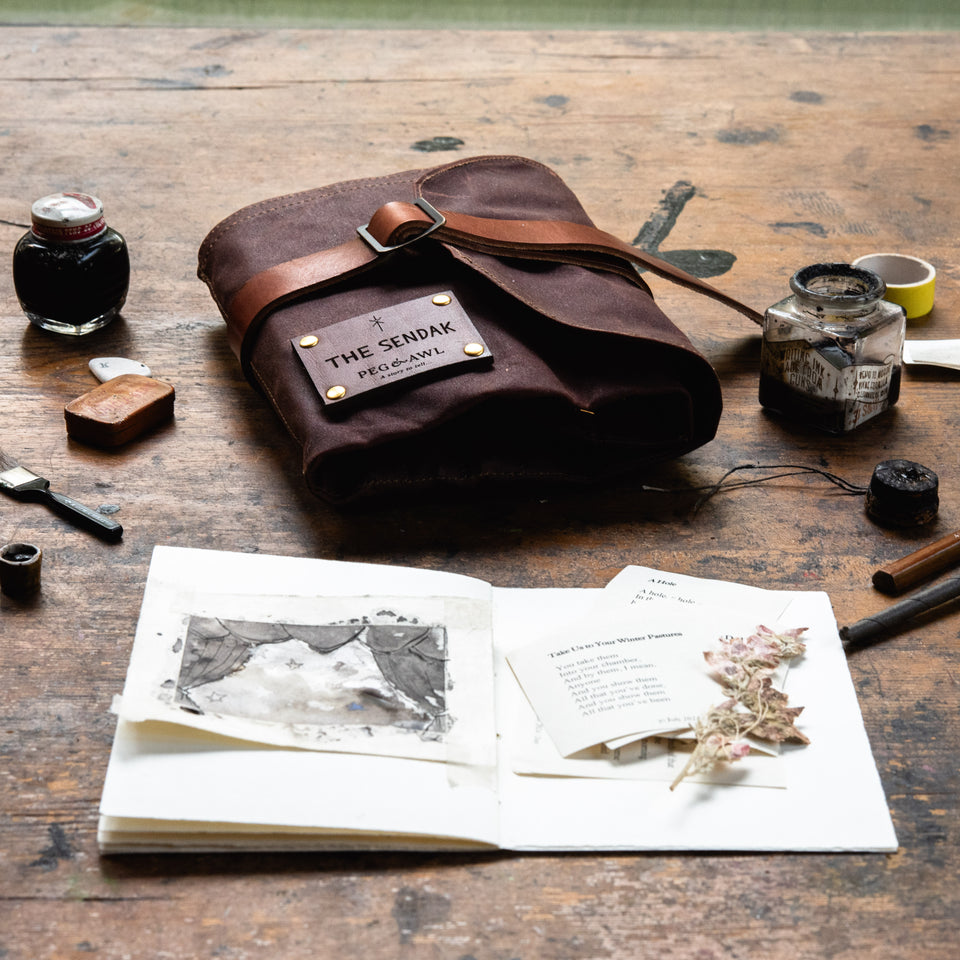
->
[[716, 127, 780, 145], [790, 90, 823, 104], [915, 124, 951, 143], [633, 181, 696, 252], [632, 180, 737, 279], [191, 64, 231, 78], [411, 136, 465, 152], [29, 824, 74, 871], [392, 887, 452, 944], [771, 221, 829, 237], [659, 249, 736, 276]]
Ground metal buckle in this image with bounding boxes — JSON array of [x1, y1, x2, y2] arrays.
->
[[357, 198, 446, 254]]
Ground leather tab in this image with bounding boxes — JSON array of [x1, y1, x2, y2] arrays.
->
[[292, 291, 491, 405]]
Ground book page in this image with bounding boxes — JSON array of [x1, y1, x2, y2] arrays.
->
[[506, 571, 796, 757], [599, 566, 795, 750], [99, 547, 504, 849], [99, 718, 502, 851], [492, 583, 898, 852], [98, 555, 898, 852], [509, 727, 788, 788], [507, 611, 716, 756], [603, 564, 797, 613], [113, 547, 498, 767]]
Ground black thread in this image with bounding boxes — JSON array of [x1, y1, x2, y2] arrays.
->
[[641, 463, 868, 516]]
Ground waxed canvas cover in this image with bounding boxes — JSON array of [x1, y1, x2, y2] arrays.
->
[[198, 155, 723, 504]]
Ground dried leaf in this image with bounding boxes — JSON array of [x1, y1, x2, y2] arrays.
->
[[746, 705, 810, 744]]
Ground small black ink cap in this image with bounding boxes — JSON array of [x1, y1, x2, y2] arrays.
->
[[0, 542, 42, 598], [865, 459, 939, 527]]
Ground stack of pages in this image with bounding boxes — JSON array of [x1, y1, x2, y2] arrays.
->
[[98, 546, 897, 853]]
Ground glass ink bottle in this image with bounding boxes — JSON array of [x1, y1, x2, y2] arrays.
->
[[759, 262, 905, 433], [13, 192, 129, 336]]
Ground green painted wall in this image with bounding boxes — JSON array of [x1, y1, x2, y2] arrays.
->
[[1, 0, 959, 30]]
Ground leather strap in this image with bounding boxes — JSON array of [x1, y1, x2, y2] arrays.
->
[[226, 235, 379, 363], [226, 199, 765, 370], [370, 202, 764, 323]]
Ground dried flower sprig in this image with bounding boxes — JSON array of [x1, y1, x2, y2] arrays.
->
[[670, 625, 810, 790]]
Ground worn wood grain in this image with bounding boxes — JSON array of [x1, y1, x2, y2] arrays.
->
[[0, 26, 958, 960]]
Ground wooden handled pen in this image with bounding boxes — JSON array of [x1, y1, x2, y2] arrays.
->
[[872, 529, 960, 595]]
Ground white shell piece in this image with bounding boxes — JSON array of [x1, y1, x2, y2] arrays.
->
[[88, 357, 152, 382]]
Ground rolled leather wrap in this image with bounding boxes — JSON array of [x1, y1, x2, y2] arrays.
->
[[198, 155, 745, 504]]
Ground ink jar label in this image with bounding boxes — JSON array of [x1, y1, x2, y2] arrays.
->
[[759, 338, 899, 432]]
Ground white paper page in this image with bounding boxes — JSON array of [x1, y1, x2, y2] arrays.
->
[[493, 583, 898, 852], [506, 569, 796, 757], [603, 726, 782, 757], [508, 718, 788, 788], [599, 566, 797, 751], [500, 590, 788, 787], [99, 719, 500, 849], [113, 547, 496, 765], [603, 564, 798, 614], [507, 611, 719, 755], [99, 547, 502, 847]]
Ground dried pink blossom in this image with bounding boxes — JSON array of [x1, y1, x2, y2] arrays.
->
[[671, 625, 810, 790]]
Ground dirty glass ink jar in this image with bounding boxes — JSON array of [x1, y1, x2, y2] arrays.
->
[[759, 262, 905, 433], [13, 192, 129, 335]]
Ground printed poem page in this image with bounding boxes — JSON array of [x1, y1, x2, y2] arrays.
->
[[506, 611, 715, 756]]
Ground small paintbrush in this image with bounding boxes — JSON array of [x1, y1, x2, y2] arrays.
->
[[0, 447, 123, 542]]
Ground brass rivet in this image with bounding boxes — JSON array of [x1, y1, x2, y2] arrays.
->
[[463, 342, 484, 357], [432, 294, 452, 306], [299, 335, 319, 348], [326, 385, 346, 401]]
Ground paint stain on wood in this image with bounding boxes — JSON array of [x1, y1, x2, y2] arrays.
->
[[633, 181, 697, 251], [392, 886, 451, 943], [189, 31, 265, 51], [140, 77, 207, 90], [190, 64, 231, 78], [915, 124, 951, 143], [790, 90, 823, 104], [411, 136, 465, 152], [632, 180, 736, 279], [784, 190, 845, 217], [716, 127, 780, 145], [29, 823, 74, 871], [771, 221, 829, 237]]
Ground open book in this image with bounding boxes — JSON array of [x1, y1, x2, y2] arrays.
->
[[98, 546, 897, 853]]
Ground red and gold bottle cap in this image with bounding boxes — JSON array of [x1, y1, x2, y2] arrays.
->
[[30, 192, 107, 242]]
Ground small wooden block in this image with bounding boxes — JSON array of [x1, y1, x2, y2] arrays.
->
[[64, 373, 175, 447]]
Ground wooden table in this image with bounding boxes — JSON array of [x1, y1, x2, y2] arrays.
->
[[1, 26, 957, 959]]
